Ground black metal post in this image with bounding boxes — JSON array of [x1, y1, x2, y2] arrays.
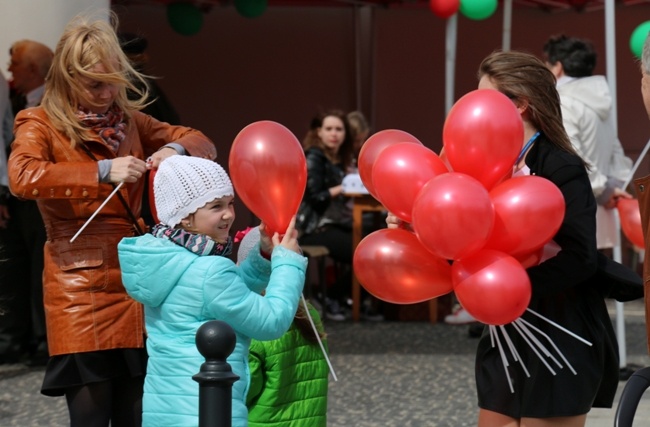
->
[[193, 320, 240, 427]]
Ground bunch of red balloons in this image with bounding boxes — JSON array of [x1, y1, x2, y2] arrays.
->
[[353, 89, 566, 326]]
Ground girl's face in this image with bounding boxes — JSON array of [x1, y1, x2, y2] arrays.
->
[[186, 195, 236, 243], [317, 115, 346, 151], [77, 63, 119, 114]]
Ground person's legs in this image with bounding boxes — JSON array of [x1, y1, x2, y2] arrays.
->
[[478, 409, 520, 427], [65, 381, 112, 427], [111, 374, 144, 427], [521, 415, 587, 427]]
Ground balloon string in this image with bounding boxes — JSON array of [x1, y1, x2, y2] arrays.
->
[[301, 294, 338, 381], [70, 182, 124, 243]]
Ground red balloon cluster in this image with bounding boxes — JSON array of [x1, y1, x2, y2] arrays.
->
[[352, 89, 565, 325], [229, 121, 307, 236]]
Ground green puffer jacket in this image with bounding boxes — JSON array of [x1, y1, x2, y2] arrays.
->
[[247, 305, 329, 427]]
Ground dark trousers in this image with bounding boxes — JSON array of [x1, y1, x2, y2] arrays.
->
[[0, 197, 47, 359]]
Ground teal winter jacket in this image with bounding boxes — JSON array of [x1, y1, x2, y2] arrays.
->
[[247, 305, 329, 427], [118, 234, 306, 427]]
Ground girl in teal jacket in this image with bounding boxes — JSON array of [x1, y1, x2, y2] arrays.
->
[[118, 156, 306, 427]]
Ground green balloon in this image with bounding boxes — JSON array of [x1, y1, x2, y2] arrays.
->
[[460, 0, 497, 21], [630, 21, 650, 59], [167, 2, 204, 36], [234, 0, 268, 18]]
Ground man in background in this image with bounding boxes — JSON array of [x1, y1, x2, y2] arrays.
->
[[543, 35, 633, 250], [0, 40, 52, 365]]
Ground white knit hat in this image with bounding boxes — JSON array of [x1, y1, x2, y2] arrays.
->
[[154, 156, 234, 227]]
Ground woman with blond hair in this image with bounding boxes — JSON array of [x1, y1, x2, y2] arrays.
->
[[8, 13, 216, 427]]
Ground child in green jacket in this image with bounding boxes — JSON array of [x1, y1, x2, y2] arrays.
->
[[238, 227, 329, 427]]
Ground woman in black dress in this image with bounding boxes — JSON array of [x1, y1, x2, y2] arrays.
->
[[474, 51, 619, 426], [388, 50, 620, 426]]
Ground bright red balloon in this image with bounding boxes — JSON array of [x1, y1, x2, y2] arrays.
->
[[372, 143, 449, 223], [353, 229, 453, 304], [357, 129, 422, 198], [412, 173, 494, 260], [229, 121, 307, 235], [429, 0, 460, 19], [617, 198, 645, 249], [443, 89, 523, 190], [452, 249, 531, 325], [485, 176, 565, 256]]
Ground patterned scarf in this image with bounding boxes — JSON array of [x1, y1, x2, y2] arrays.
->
[[76, 105, 127, 153], [151, 223, 233, 257]]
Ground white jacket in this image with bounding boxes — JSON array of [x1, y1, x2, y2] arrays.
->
[[558, 75, 633, 248]]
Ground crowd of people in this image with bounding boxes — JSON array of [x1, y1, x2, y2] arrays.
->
[[0, 7, 649, 427]]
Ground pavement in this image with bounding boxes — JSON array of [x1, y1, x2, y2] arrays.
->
[[0, 299, 647, 426]]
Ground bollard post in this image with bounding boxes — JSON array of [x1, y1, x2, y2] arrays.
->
[[193, 320, 240, 427]]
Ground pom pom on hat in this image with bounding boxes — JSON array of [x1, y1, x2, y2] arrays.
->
[[154, 156, 234, 227]]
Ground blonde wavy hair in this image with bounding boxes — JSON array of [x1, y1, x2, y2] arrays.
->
[[41, 13, 150, 147]]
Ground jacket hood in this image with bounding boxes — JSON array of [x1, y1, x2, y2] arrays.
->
[[118, 234, 195, 307], [557, 75, 612, 121]]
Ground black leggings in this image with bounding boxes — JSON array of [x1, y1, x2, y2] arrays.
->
[[65, 375, 144, 427]]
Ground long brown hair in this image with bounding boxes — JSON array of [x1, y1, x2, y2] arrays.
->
[[42, 12, 149, 147], [302, 109, 354, 169], [294, 302, 326, 344], [478, 50, 586, 166]]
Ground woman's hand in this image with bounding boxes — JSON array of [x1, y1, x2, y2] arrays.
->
[[147, 147, 178, 170], [272, 216, 302, 255], [109, 156, 147, 183], [386, 212, 413, 231], [604, 188, 633, 209]]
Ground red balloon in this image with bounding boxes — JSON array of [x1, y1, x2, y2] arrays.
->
[[452, 249, 531, 325], [353, 229, 453, 304], [357, 129, 422, 198], [617, 198, 644, 249], [443, 89, 523, 190], [485, 176, 565, 256], [372, 143, 449, 223], [229, 121, 307, 235], [429, 0, 459, 19], [412, 173, 494, 260]]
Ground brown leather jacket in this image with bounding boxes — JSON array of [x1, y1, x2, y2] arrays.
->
[[7, 107, 217, 356], [634, 175, 650, 354]]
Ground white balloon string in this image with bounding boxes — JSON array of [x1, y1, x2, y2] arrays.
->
[[517, 317, 577, 375], [491, 326, 514, 394], [301, 294, 337, 382], [526, 308, 592, 346], [511, 321, 557, 375], [499, 325, 531, 378], [515, 319, 562, 369], [70, 182, 124, 243]]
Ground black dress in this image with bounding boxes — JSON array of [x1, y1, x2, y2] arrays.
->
[[475, 135, 619, 418]]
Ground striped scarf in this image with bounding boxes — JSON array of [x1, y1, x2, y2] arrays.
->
[[151, 224, 233, 257]]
